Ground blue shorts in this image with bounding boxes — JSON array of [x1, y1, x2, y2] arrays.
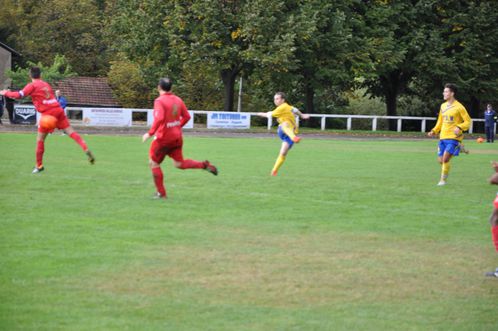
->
[[438, 139, 460, 157], [278, 126, 294, 148]]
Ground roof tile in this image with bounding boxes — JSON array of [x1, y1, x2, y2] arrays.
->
[[54, 77, 120, 107]]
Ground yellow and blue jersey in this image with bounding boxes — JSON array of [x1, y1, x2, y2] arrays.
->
[[271, 102, 298, 133], [431, 100, 471, 142]]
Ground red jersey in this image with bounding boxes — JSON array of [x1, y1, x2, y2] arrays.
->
[[148, 92, 190, 141], [5, 79, 63, 113]]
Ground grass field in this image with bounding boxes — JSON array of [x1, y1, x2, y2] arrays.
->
[[1, 132, 498, 330]]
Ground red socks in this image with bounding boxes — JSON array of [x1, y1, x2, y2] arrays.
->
[[178, 159, 204, 169], [151, 167, 166, 197], [36, 141, 44, 168], [492, 226, 498, 252], [69, 132, 88, 151]]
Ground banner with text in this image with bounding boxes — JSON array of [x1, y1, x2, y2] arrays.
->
[[147, 110, 194, 129], [82, 108, 132, 127], [207, 112, 250, 129], [13, 105, 37, 124]]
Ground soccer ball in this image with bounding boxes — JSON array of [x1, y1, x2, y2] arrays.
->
[[477, 137, 484, 143], [39, 115, 57, 130]]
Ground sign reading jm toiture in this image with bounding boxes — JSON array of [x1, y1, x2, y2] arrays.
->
[[207, 112, 250, 129]]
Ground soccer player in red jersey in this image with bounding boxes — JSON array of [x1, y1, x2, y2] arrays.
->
[[142, 77, 217, 199], [0, 67, 95, 173], [486, 161, 498, 278]]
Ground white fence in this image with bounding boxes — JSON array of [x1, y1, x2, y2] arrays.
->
[[59, 106, 492, 134]]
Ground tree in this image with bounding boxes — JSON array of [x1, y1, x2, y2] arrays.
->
[[7, 54, 76, 90], [104, 0, 176, 107], [353, 1, 450, 129], [2, 0, 108, 76], [107, 56, 152, 108], [412, 0, 498, 117], [166, 0, 304, 112], [289, 0, 356, 113]]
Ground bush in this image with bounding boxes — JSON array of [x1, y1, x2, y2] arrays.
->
[[107, 58, 153, 108]]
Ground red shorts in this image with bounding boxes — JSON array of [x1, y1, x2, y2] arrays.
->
[[494, 195, 498, 209], [149, 137, 184, 164], [38, 107, 70, 133]]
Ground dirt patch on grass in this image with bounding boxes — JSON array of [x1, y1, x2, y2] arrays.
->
[[65, 230, 493, 309]]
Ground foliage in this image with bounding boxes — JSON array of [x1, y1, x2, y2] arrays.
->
[[351, 1, 444, 128], [411, 0, 498, 117], [107, 57, 153, 109], [104, 0, 174, 80], [165, 0, 302, 112], [173, 62, 224, 111], [6, 54, 76, 89], [1, 0, 497, 115], [1, 0, 108, 75]]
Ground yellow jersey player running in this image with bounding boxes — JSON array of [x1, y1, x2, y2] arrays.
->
[[428, 83, 471, 186], [256, 92, 309, 176]]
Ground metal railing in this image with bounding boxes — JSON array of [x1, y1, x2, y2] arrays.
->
[[61, 107, 491, 134]]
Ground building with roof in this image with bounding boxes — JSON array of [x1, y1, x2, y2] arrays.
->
[[54, 76, 120, 108], [0, 41, 21, 89]]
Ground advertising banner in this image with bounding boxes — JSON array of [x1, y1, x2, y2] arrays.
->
[[82, 108, 132, 127], [13, 105, 37, 124], [147, 110, 194, 129], [207, 112, 250, 129]]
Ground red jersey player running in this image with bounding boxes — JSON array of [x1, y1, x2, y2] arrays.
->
[[0, 67, 95, 173], [142, 77, 218, 199], [486, 161, 498, 278]]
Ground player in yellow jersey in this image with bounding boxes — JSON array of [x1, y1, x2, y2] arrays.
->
[[428, 83, 472, 186], [256, 92, 310, 176]]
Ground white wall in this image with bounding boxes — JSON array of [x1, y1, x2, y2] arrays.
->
[[0, 47, 12, 89]]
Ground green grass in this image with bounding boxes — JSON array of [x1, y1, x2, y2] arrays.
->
[[1, 133, 498, 330]]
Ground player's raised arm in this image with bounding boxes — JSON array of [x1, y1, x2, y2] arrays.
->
[[256, 111, 272, 118], [292, 107, 310, 120], [0, 83, 35, 99]]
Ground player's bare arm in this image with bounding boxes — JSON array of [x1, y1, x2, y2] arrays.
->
[[492, 161, 498, 173], [301, 114, 310, 120], [490, 173, 498, 185], [142, 133, 151, 143], [293, 109, 310, 120], [256, 112, 272, 118], [0, 89, 8, 95]]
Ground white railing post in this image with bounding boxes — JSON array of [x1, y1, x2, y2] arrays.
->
[[75, 108, 490, 135], [296, 116, 300, 128]]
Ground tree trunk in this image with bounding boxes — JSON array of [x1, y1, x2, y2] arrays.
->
[[386, 89, 398, 131], [381, 70, 410, 131], [303, 70, 314, 113], [220, 68, 238, 112], [469, 95, 480, 119], [305, 82, 314, 114]]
